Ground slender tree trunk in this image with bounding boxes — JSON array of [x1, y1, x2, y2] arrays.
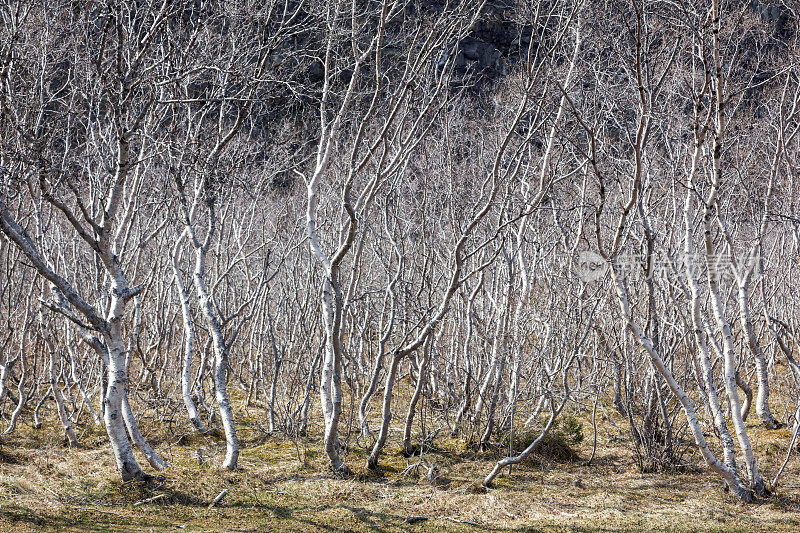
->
[[193, 241, 239, 469], [736, 371, 753, 423], [0, 358, 15, 408], [705, 198, 764, 495], [121, 394, 167, 470], [402, 339, 433, 456], [480, 281, 511, 449], [296, 342, 323, 436], [173, 239, 207, 432], [50, 353, 78, 447], [368, 352, 403, 469], [319, 276, 347, 473], [611, 269, 751, 501], [267, 309, 282, 433], [4, 355, 26, 435], [359, 349, 385, 439], [736, 281, 779, 428], [105, 330, 145, 481]]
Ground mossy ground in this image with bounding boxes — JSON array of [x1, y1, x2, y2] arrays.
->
[[1, 397, 799, 532]]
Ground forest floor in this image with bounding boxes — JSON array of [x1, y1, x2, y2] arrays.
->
[[1, 399, 799, 532]]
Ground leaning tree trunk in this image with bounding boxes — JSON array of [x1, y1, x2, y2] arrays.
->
[[193, 244, 239, 470], [121, 394, 167, 471], [484, 398, 563, 487], [611, 268, 751, 501], [402, 338, 433, 456], [368, 351, 403, 469]]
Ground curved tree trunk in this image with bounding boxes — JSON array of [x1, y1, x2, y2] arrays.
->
[[121, 393, 167, 471], [50, 353, 78, 448], [368, 352, 403, 469], [736, 281, 779, 428], [172, 237, 207, 433], [402, 339, 433, 456]]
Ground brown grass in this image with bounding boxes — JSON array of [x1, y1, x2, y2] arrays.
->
[[1, 398, 799, 532]]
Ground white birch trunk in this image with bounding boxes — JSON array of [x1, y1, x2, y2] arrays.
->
[[610, 270, 751, 501], [49, 353, 78, 447], [193, 245, 239, 470], [172, 236, 207, 432], [683, 135, 740, 471], [736, 279, 779, 428], [104, 329, 145, 481]]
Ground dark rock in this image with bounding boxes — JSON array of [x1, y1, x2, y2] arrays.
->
[[307, 60, 324, 83]]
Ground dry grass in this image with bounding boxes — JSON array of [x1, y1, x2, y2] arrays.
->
[[1, 400, 799, 532]]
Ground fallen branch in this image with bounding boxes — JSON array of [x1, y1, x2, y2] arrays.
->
[[134, 494, 167, 507], [443, 516, 480, 527], [209, 489, 229, 508]]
